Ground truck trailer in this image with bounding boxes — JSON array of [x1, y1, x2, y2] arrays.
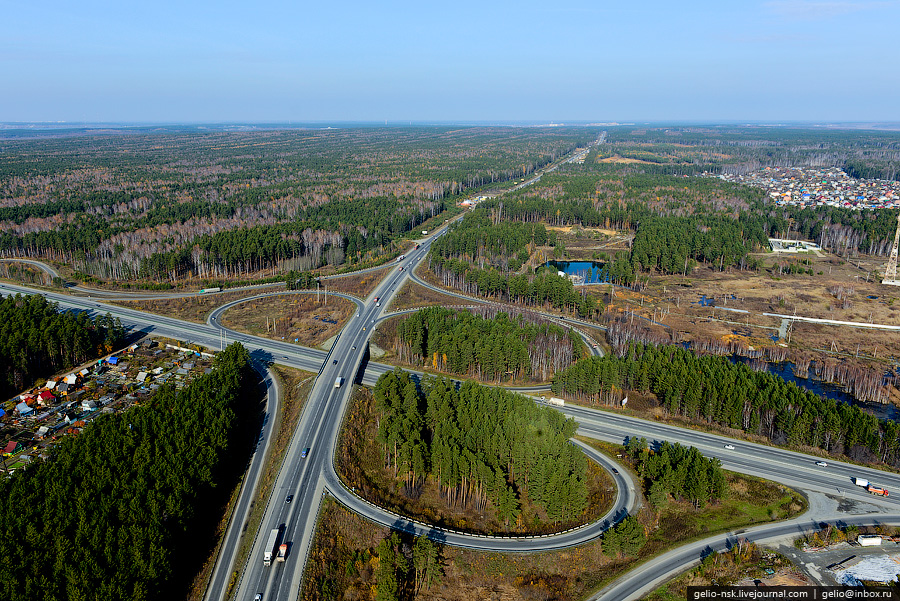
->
[[547, 397, 565, 407], [858, 535, 883, 546], [334, 377, 343, 388], [263, 528, 280, 566]]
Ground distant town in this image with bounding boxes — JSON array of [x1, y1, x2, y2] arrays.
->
[[714, 166, 900, 210]]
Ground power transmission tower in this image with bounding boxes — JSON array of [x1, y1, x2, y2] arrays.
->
[[882, 213, 900, 285]]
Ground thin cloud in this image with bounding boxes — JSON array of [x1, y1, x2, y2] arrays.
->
[[765, 0, 895, 19]]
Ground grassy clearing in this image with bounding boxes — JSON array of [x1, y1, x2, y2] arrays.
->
[[388, 278, 470, 312], [324, 269, 386, 298], [222, 293, 355, 348], [110, 289, 263, 323]]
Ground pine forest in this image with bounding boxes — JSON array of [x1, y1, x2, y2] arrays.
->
[[0, 343, 257, 601], [393, 306, 582, 382], [374, 370, 589, 526], [0, 294, 125, 398]]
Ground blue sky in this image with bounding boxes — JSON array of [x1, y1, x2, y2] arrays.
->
[[1, 0, 898, 122]]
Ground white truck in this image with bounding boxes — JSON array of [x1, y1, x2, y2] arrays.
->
[[263, 528, 280, 566], [853, 477, 889, 496], [334, 376, 343, 388], [548, 397, 565, 407]]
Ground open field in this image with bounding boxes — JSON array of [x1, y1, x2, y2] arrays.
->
[[222, 293, 355, 348], [598, 155, 655, 164], [600, 258, 900, 382], [388, 278, 474, 312], [547, 225, 900, 406], [110, 289, 266, 323], [324, 268, 387, 298]]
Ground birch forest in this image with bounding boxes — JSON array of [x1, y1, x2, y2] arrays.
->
[[0, 126, 591, 282]]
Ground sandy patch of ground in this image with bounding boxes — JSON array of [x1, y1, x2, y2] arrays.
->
[[598, 156, 654, 164]]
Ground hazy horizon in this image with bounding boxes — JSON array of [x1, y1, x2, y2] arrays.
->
[[3, 0, 899, 123]]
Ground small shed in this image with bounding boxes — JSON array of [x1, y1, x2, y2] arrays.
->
[[36, 426, 50, 439], [16, 402, 33, 416], [44, 380, 57, 390], [81, 400, 97, 412], [64, 374, 77, 385], [107, 356, 119, 365], [136, 372, 148, 382], [3, 440, 21, 455]]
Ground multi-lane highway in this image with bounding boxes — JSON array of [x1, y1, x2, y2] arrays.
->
[[6, 240, 900, 601], [5, 250, 900, 599], [4, 140, 900, 598], [232, 237, 456, 601]]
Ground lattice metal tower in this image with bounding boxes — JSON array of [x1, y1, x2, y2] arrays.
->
[[882, 212, 900, 285]]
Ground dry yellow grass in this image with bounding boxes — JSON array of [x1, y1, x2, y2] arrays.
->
[[222, 293, 355, 347]]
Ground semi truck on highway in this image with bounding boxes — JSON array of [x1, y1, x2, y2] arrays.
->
[[853, 478, 889, 496], [277, 543, 287, 562], [198, 287, 221, 294], [548, 397, 565, 406], [263, 528, 280, 566]]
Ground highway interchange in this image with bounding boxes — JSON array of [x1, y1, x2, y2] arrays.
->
[[3, 150, 900, 598], [4, 242, 900, 600]]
